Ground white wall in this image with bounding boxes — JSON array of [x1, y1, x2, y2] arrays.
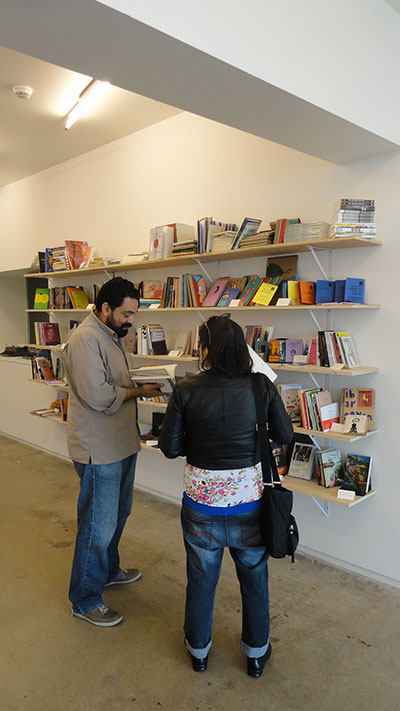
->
[[0, 112, 399, 586], [0, 272, 28, 350], [101, 0, 400, 144]]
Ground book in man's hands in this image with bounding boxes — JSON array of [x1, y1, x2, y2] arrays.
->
[[129, 364, 177, 399]]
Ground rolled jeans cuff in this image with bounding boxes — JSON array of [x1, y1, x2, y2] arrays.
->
[[240, 637, 270, 658], [184, 637, 212, 660]]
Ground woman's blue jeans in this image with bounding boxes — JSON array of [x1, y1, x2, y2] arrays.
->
[[181, 499, 270, 659], [69, 453, 137, 614]]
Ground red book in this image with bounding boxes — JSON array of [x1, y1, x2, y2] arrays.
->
[[41, 322, 61, 345]]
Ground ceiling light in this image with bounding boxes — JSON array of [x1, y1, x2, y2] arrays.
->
[[64, 79, 110, 130]]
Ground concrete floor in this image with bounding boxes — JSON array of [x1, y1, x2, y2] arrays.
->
[[1, 434, 400, 711]]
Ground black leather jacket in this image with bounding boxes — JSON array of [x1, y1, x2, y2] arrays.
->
[[158, 371, 294, 470]]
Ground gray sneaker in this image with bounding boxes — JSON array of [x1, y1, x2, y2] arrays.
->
[[105, 568, 142, 586], [71, 604, 123, 627]]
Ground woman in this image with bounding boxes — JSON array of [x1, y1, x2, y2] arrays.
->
[[158, 315, 293, 677]]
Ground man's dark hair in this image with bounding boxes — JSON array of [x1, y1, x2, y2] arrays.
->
[[199, 315, 252, 377], [95, 277, 140, 311]]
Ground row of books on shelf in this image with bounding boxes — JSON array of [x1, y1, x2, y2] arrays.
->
[[286, 441, 372, 495], [30, 199, 376, 273], [279, 384, 374, 434], [137, 264, 367, 311], [135, 324, 200, 358], [33, 286, 91, 310], [31, 353, 65, 384], [265, 331, 360, 368]]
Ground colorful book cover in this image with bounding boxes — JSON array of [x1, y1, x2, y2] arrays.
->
[[318, 449, 344, 488], [41, 322, 61, 345], [315, 280, 334, 303], [287, 280, 300, 305], [342, 453, 372, 495], [341, 388, 374, 429], [319, 402, 340, 432], [344, 278, 365, 303], [66, 288, 89, 310], [203, 278, 229, 307], [239, 277, 263, 306], [251, 281, 278, 306], [34, 288, 50, 309], [285, 339, 304, 362], [217, 287, 240, 307], [299, 281, 316, 304], [192, 275, 207, 305]]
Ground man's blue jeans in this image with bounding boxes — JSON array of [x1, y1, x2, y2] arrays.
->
[[69, 453, 138, 614], [181, 499, 270, 659]]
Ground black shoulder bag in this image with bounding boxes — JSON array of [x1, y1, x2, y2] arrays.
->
[[251, 373, 299, 562]]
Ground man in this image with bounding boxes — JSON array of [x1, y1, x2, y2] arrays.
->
[[64, 277, 162, 627]]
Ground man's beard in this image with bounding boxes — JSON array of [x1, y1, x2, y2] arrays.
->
[[106, 316, 131, 338]]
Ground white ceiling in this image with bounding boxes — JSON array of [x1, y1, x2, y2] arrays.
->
[[0, 45, 181, 189]]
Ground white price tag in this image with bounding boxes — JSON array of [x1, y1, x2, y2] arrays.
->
[[229, 299, 241, 307], [337, 489, 356, 501], [148, 303, 160, 309]]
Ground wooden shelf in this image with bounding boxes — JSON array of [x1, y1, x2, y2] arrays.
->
[[293, 425, 377, 441], [135, 303, 380, 312], [27, 344, 64, 351], [24, 236, 382, 278], [269, 363, 379, 376], [29, 379, 68, 388], [29, 411, 66, 425], [26, 309, 89, 313], [284, 476, 375, 508]]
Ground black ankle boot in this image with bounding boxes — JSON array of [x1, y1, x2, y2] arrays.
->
[[188, 651, 208, 672], [247, 643, 272, 678]]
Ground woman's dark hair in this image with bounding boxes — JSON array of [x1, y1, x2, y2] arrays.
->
[[199, 315, 252, 376], [95, 277, 140, 311]]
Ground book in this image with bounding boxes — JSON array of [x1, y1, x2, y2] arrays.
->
[[279, 383, 302, 424], [251, 281, 278, 306], [343, 414, 369, 435], [317, 449, 344, 488], [319, 402, 340, 432], [239, 277, 263, 306], [146, 324, 168, 355], [339, 335, 359, 367], [341, 387, 374, 430], [35, 356, 55, 381], [203, 278, 229, 307], [64, 240, 90, 270], [140, 280, 164, 300], [287, 280, 300, 305], [34, 288, 50, 309], [273, 218, 301, 244], [344, 277, 365, 303], [334, 280, 345, 302], [282, 221, 330, 243], [129, 364, 177, 399], [41, 322, 61, 346], [231, 217, 262, 250], [315, 280, 334, 303], [191, 275, 207, 306], [285, 339, 304, 363], [341, 453, 372, 495], [66, 287, 89, 310], [217, 287, 240, 307], [299, 281, 316, 305], [149, 225, 175, 260], [288, 442, 315, 480]]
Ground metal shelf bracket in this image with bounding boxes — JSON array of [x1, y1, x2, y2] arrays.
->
[[311, 497, 331, 517]]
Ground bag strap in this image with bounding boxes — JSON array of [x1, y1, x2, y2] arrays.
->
[[251, 372, 281, 486]]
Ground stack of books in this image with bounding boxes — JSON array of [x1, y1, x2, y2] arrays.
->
[[210, 231, 236, 252], [171, 240, 198, 256], [282, 221, 330, 243], [330, 198, 376, 238], [238, 230, 275, 248]]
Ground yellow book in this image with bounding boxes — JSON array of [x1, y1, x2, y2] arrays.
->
[[287, 280, 300, 305], [251, 282, 278, 306]]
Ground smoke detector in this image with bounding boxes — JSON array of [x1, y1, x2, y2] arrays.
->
[[12, 85, 33, 100]]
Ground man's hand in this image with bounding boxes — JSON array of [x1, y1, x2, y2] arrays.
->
[[124, 383, 165, 401]]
